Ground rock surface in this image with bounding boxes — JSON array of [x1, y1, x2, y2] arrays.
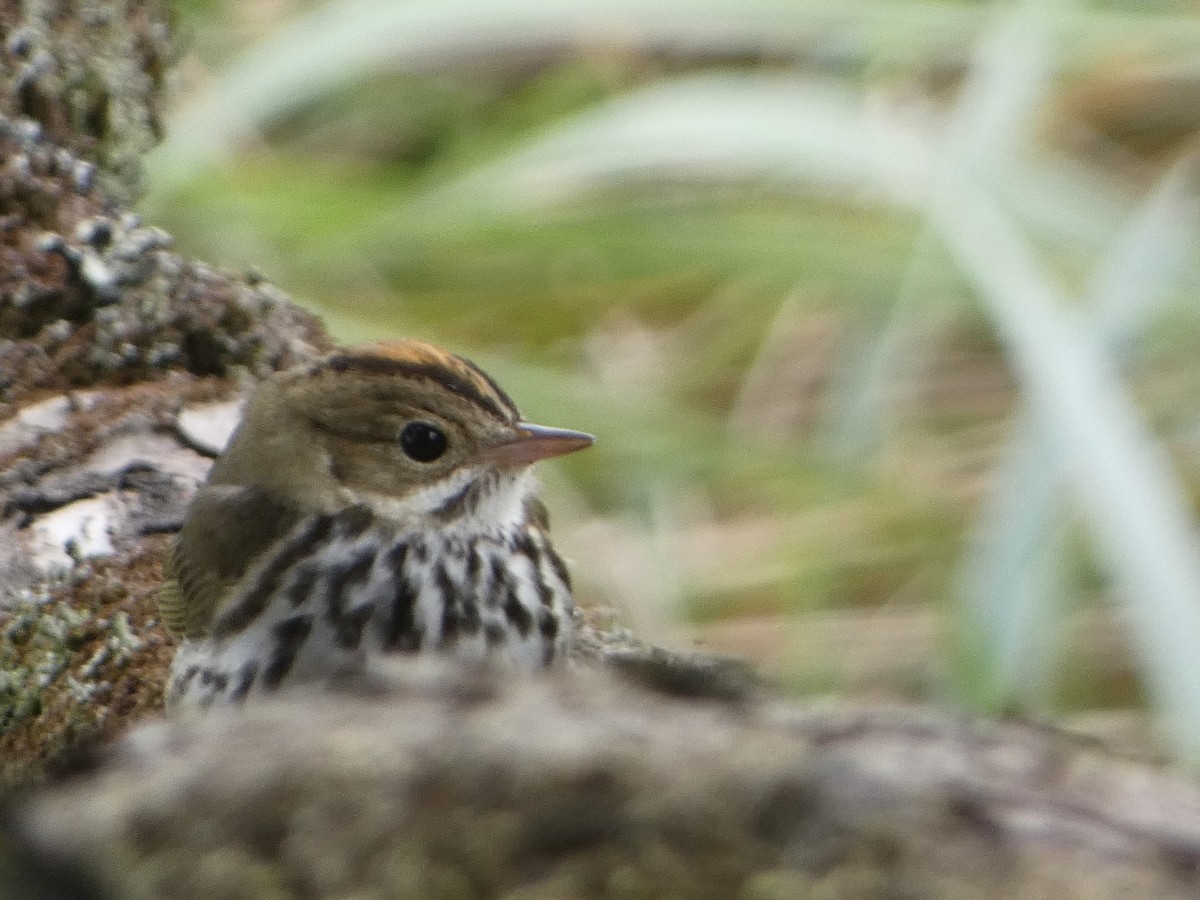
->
[[0, 0, 331, 788], [0, 0, 174, 203]]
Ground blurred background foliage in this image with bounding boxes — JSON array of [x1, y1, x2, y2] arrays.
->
[[144, 0, 1200, 753]]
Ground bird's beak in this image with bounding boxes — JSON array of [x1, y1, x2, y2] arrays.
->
[[483, 422, 594, 468]]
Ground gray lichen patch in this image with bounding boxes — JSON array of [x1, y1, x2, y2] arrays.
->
[[0, 0, 175, 202], [0, 113, 331, 418], [2, 589, 102, 733]]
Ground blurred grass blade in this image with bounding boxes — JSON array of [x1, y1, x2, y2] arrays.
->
[[828, 3, 1056, 459], [399, 69, 1126, 257], [941, 2, 1058, 161], [1085, 155, 1200, 339], [150, 0, 1200, 186], [822, 229, 937, 459], [960, 148, 1200, 710], [416, 73, 931, 214], [959, 419, 1066, 708], [941, 0, 1072, 706], [929, 161, 1200, 755], [961, 150, 1200, 710], [152, 0, 970, 184]]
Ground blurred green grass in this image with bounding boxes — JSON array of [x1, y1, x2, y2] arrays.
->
[[145, 0, 1200, 752]]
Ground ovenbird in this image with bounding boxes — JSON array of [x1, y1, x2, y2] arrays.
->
[[161, 340, 593, 709]]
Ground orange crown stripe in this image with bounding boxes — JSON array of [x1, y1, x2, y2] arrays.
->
[[321, 340, 521, 423]]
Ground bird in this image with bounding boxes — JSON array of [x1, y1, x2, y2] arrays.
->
[[160, 339, 594, 709]]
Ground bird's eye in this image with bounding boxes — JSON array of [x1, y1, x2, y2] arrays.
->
[[399, 421, 448, 462]]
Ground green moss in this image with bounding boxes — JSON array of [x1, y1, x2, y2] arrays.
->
[[0, 595, 92, 734], [0, 544, 170, 792]]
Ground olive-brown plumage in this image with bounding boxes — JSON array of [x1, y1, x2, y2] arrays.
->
[[162, 340, 592, 708]]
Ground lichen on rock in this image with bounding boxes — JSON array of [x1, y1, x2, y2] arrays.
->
[[0, 544, 174, 792], [0, 114, 332, 418], [0, 0, 175, 203], [0, 0, 336, 791]]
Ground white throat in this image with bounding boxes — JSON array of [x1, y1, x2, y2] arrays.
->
[[345, 466, 536, 538]]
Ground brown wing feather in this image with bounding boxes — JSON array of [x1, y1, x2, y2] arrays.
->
[[159, 485, 303, 639]]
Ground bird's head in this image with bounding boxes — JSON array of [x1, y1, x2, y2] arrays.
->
[[209, 340, 593, 533]]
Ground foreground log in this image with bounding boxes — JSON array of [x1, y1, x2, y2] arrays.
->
[[16, 663, 1200, 900]]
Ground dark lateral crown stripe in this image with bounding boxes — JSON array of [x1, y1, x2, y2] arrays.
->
[[321, 353, 518, 423]]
